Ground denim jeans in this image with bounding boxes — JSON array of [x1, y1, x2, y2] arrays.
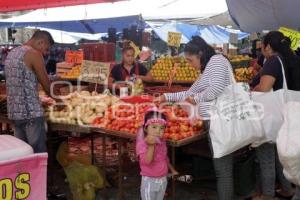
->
[[12, 117, 47, 153], [205, 121, 234, 200], [255, 143, 292, 197], [293, 186, 300, 200]]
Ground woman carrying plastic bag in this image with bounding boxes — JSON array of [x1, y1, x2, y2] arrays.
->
[[155, 36, 259, 200], [250, 31, 295, 200]]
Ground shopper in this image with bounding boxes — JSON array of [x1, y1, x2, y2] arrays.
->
[[136, 109, 178, 200], [109, 45, 153, 84], [252, 31, 295, 200], [4, 30, 59, 153], [155, 36, 234, 200]]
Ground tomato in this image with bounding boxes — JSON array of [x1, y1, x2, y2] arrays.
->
[[186, 131, 192, 137], [169, 127, 176, 133], [130, 128, 136, 134], [170, 134, 179, 141], [163, 132, 170, 139], [177, 135, 184, 140]]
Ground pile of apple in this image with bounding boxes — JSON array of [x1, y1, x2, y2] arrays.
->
[[92, 102, 203, 141], [47, 90, 120, 125]]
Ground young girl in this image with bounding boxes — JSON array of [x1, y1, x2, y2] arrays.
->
[[136, 109, 178, 200]]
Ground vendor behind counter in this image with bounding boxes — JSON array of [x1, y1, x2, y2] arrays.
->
[[108, 46, 153, 86]]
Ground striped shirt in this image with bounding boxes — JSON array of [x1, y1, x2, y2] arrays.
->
[[164, 54, 233, 119]]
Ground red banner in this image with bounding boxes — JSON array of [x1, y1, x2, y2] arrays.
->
[[0, 0, 123, 12]]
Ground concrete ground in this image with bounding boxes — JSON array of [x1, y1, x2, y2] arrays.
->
[[47, 140, 291, 200]]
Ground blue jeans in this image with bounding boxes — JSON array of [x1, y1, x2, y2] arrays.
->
[[205, 121, 234, 200], [255, 143, 292, 197], [293, 186, 300, 200], [12, 117, 47, 153]]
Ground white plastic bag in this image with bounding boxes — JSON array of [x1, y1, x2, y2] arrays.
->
[[251, 90, 285, 146], [277, 101, 300, 186], [251, 57, 297, 146], [210, 70, 264, 158]]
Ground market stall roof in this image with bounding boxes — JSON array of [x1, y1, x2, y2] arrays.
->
[[0, 15, 143, 34], [149, 22, 249, 45], [142, 0, 228, 20], [0, 0, 123, 13], [0, 0, 228, 24], [226, 0, 300, 32], [27, 27, 106, 43]]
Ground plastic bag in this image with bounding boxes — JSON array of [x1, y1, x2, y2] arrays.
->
[[277, 102, 300, 185], [56, 142, 91, 167], [210, 81, 264, 158], [64, 162, 105, 200]]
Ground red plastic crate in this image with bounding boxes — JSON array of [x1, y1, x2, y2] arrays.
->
[[81, 43, 116, 62]]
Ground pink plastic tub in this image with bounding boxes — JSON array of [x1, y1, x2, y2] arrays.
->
[[0, 135, 48, 200], [0, 153, 48, 200]]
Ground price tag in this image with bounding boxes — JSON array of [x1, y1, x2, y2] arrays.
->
[[80, 60, 110, 84], [65, 50, 84, 64], [279, 27, 300, 50], [167, 32, 182, 47]]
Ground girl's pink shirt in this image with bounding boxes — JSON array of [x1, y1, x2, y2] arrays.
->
[[136, 128, 169, 177]]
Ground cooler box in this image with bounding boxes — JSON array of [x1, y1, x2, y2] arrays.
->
[[0, 135, 48, 200]]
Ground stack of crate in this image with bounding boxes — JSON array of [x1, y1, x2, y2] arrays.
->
[[80, 42, 116, 62], [56, 62, 74, 77]]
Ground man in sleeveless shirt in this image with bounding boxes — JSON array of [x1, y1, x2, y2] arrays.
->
[[5, 30, 59, 153]]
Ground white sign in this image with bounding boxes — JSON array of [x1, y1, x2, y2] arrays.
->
[[80, 60, 110, 84]]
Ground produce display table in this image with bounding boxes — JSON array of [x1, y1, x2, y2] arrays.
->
[[144, 79, 195, 85], [93, 127, 207, 200], [0, 116, 208, 200], [49, 123, 207, 200]]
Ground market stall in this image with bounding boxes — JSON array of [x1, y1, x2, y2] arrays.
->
[[0, 1, 274, 199], [0, 87, 207, 200]]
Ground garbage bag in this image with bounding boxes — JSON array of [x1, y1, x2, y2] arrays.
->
[[56, 142, 91, 167], [64, 161, 105, 200]]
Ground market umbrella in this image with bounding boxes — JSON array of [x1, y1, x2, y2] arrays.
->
[[226, 0, 300, 32]]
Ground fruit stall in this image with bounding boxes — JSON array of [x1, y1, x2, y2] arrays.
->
[[0, 89, 207, 200]]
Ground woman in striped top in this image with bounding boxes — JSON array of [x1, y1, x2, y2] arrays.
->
[[155, 36, 235, 200]]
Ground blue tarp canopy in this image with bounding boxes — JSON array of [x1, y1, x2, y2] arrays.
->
[[149, 22, 249, 44], [0, 15, 143, 34]]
